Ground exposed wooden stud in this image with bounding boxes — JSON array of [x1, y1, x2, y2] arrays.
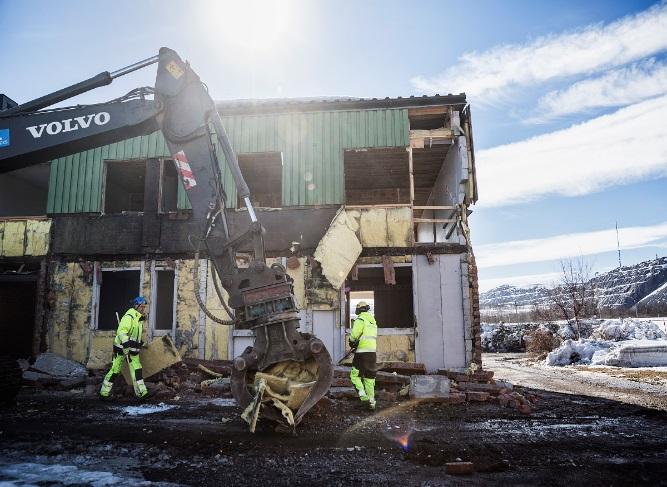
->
[[408, 147, 414, 205], [408, 106, 449, 117], [345, 203, 410, 209], [413, 205, 457, 211], [413, 218, 457, 224]]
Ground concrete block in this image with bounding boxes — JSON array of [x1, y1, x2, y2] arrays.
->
[[32, 353, 87, 378], [409, 375, 450, 399], [457, 382, 501, 393], [494, 380, 513, 391]]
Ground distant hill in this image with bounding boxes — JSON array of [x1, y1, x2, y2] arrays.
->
[[480, 256, 667, 313]]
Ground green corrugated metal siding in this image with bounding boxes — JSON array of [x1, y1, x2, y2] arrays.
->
[[47, 108, 409, 213]]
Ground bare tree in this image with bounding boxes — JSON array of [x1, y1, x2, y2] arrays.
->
[[547, 258, 599, 340]]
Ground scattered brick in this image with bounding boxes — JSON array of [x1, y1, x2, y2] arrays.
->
[[446, 462, 474, 475], [465, 391, 490, 402]]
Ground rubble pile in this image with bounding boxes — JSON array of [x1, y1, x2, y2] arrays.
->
[[22, 353, 88, 390], [329, 363, 536, 415], [328, 365, 411, 401], [436, 369, 539, 414]]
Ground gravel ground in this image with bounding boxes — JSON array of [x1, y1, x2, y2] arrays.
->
[[484, 352, 667, 410]]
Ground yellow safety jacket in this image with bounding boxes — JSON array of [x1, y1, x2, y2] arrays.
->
[[113, 308, 144, 353], [350, 311, 377, 353]]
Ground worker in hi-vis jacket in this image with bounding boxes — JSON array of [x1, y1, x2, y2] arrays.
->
[[100, 296, 149, 399], [348, 301, 378, 410]]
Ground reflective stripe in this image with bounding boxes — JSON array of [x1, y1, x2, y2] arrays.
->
[[360, 335, 376, 341]]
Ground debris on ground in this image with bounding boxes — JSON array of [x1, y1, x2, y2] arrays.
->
[[379, 362, 426, 376], [437, 369, 538, 414], [121, 335, 182, 385], [330, 364, 534, 414], [22, 353, 88, 389]]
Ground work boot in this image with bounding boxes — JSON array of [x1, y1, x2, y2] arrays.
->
[[368, 400, 376, 411]]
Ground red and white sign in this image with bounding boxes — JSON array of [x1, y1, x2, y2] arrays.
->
[[173, 150, 197, 189]]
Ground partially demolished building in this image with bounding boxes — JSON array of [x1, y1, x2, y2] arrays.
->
[[0, 95, 480, 372]]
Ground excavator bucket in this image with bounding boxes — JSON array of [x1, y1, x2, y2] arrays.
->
[[231, 316, 334, 431]]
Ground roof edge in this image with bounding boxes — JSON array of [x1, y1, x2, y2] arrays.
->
[[215, 94, 467, 115]]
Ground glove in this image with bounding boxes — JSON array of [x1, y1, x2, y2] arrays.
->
[[122, 346, 130, 356], [348, 339, 358, 350]]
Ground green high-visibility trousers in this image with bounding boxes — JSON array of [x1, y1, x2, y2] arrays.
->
[[100, 348, 148, 399], [350, 352, 377, 407]]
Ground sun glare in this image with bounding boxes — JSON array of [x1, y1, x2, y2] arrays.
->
[[205, 0, 294, 54]]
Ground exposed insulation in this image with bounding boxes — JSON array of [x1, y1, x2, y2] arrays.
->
[[359, 209, 388, 247], [121, 335, 181, 383], [313, 210, 362, 289], [377, 335, 415, 362], [175, 259, 200, 357], [204, 261, 232, 360], [47, 262, 93, 364], [357, 207, 412, 247], [1, 221, 26, 257], [25, 220, 52, 256], [386, 207, 413, 246], [87, 332, 115, 369]]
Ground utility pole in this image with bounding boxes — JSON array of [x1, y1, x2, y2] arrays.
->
[[615, 221, 622, 268]]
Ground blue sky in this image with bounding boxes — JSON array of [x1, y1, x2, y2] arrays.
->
[[2, 0, 666, 290]]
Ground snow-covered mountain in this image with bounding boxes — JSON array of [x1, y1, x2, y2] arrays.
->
[[479, 284, 550, 308], [480, 256, 667, 312]]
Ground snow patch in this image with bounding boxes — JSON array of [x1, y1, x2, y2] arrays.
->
[[546, 339, 610, 366], [120, 402, 177, 416], [0, 462, 139, 486], [591, 319, 666, 340]]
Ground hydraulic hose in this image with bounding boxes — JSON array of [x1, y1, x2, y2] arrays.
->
[[193, 249, 235, 326]]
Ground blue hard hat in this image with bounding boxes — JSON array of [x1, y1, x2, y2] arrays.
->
[[132, 296, 146, 306]]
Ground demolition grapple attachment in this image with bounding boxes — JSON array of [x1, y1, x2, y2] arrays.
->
[[229, 264, 334, 430]]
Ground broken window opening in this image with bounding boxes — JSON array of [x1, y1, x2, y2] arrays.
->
[[153, 269, 176, 332], [0, 163, 49, 217], [346, 265, 413, 329], [97, 269, 141, 330], [160, 159, 179, 213], [237, 152, 283, 209], [408, 106, 450, 131], [104, 160, 146, 214], [344, 148, 410, 205], [0, 268, 38, 358]]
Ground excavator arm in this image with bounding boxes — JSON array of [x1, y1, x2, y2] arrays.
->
[[0, 47, 332, 428]]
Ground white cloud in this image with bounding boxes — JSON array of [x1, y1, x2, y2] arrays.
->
[[531, 59, 667, 121], [411, 3, 667, 102], [476, 94, 667, 207], [475, 221, 667, 269]]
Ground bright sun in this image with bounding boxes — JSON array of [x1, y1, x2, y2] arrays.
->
[[205, 0, 294, 54]]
